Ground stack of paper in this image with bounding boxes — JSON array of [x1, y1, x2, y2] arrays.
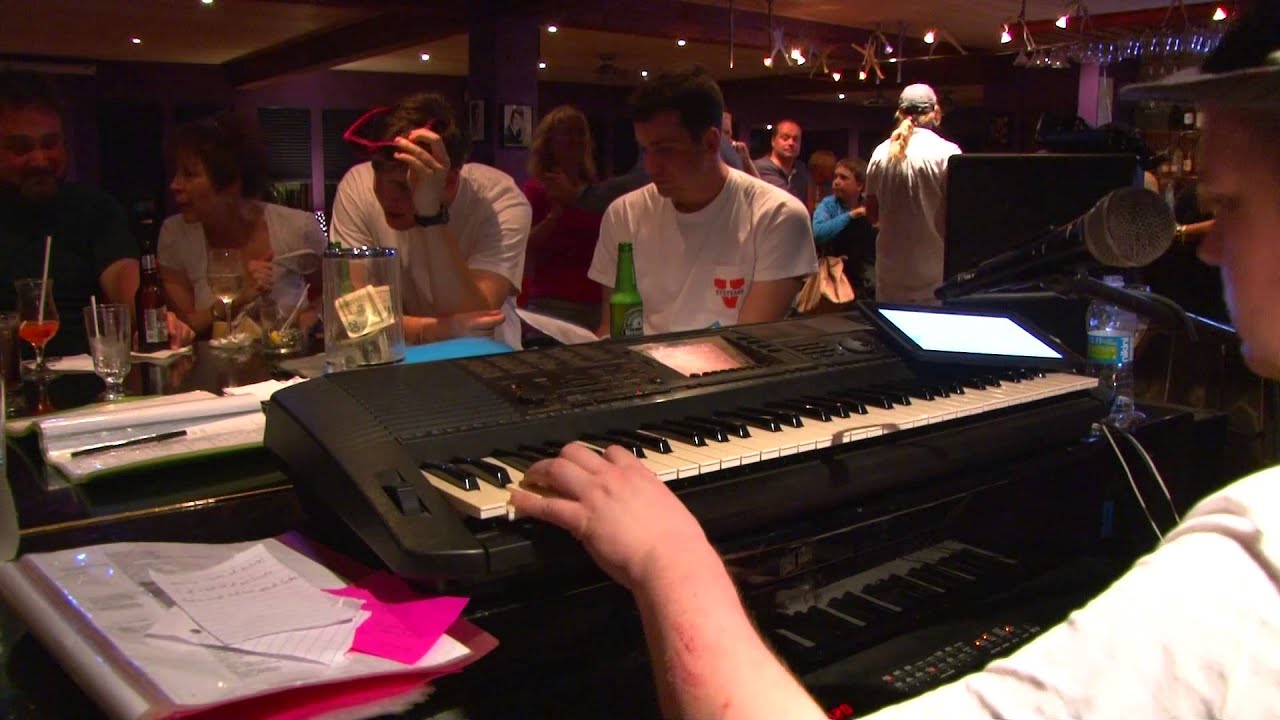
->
[[0, 536, 494, 719], [32, 392, 266, 483]]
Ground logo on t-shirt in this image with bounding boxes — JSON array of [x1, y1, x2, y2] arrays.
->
[[713, 277, 746, 309]]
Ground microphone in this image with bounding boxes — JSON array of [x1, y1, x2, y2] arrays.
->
[[936, 187, 1176, 300]]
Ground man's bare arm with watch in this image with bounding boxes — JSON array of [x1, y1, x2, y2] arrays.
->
[[394, 129, 511, 343]]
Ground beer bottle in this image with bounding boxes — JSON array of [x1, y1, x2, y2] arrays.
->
[[135, 230, 170, 352], [609, 242, 644, 339]]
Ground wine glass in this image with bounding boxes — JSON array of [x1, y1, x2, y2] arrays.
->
[[207, 248, 244, 334], [14, 278, 59, 380], [83, 303, 132, 400]]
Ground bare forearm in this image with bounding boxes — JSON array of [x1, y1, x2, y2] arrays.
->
[[634, 545, 825, 720], [424, 227, 492, 314]]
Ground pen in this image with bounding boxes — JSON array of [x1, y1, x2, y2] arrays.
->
[[69, 430, 189, 458]]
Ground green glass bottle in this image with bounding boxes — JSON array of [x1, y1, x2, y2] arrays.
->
[[609, 242, 644, 339]]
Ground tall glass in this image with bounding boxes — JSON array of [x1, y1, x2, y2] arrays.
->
[[83, 303, 132, 400], [207, 248, 244, 334], [14, 278, 59, 380]]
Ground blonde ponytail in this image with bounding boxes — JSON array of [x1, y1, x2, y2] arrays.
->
[[888, 114, 915, 161]]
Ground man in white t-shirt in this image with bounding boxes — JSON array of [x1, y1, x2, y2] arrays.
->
[[331, 93, 530, 348], [587, 68, 816, 337], [509, 4, 1280, 718], [865, 84, 962, 305]]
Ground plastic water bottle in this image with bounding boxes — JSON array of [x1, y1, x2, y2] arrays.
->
[[1086, 275, 1146, 429]]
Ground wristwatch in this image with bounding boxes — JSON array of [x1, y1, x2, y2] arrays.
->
[[415, 204, 449, 228]]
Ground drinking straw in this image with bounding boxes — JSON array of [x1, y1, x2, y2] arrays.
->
[[282, 284, 311, 331], [37, 235, 52, 322], [90, 295, 100, 335]]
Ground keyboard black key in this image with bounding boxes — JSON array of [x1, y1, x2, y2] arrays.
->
[[839, 388, 907, 408], [581, 434, 647, 458], [453, 457, 511, 487], [421, 461, 479, 491], [642, 422, 707, 447], [716, 410, 781, 433], [518, 444, 558, 460], [769, 400, 831, 422], [742, 406, 804, 428], [880, 383, 935, 401], [610, 429, 672, 454], [684, 416, 747, 439], [491, 450, 540, 472], [799, 395, 853, 418]]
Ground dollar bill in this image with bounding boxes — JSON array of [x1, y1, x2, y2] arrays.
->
[[333, 286, 394, 340]]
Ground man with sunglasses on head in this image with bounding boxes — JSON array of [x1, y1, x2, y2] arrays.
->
[[331, 93, 531, 347]]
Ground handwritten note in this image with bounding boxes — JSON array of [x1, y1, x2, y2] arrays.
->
[[149, 544, 358, 645], [328, 571, 468, 665]]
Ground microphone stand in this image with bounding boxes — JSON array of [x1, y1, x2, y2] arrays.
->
[[1038, 273, 1199, 342]]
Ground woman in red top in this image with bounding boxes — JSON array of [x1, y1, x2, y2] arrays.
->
[[520, 105, 604, 329]]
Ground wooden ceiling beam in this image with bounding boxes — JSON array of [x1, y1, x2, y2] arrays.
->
[[222, 7, 468, 88]]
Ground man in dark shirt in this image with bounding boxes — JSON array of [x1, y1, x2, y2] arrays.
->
[[0, 71, 140, 356], [753, 119, 810, 203]]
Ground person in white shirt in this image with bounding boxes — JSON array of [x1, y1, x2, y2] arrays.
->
[[588, 68, 816, 337], [865, 84, 962, 305], [507, 3, 1280, 718], [330, 93, 530, 348]]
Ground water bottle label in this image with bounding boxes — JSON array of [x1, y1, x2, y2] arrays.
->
[[1087, 333, 1132, 365]]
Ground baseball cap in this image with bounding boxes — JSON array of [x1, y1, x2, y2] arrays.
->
[[898, 83, 939, 112], [1119, 1, 1280, 108]]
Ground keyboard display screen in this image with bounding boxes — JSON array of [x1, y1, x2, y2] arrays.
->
[[878, 309, 1062, 359], [632, 336, 754, 377]]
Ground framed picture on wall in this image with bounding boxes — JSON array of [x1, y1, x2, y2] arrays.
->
[[468, 100, 485, 142], [502, 104, 531, 148]]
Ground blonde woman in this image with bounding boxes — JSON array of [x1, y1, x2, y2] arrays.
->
[[865, 84, 961, 304], [519, 105, 603, 328]]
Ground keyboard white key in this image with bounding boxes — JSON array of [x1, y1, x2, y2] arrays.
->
[[430, 372, 1098, 520]]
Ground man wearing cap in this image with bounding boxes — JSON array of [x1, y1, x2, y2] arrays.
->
[[865, 83, 961, 305], [507, 3, 1280, 716], [331, 92, 531, 348]]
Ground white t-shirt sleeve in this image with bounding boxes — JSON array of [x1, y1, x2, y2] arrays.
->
[[465, 174, 531, 293], [157, 215, 190, 271], [866, 470, 1280, 720], [587, 202, 626, 289], [331, 163, 377, 249], [753, 196, 819, 282]]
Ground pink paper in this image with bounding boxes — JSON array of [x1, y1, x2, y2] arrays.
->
[[328, 573, 468, 665]]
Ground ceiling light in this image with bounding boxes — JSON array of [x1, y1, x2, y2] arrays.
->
[[838, 93, 846, 100], [130, 37, 142, 44], [884, 42, 894, 54], [677, 38, 687, 47], [889, 57, 897, 63], [641, 70, 649, 77], [923, 29, 936, 44], [1212, 6, 1228, 21], [763, 56, 773, 68], [1000, 25, 1013, 44], [201, 0, 213, 4], [538, 61, 547, 69], [1055, 14, 1068, 29], [766, 124, 773, 130], [831, 70, 842, 82], [858, 69, 868, 80], [546, 24, 558, 33], [419, 52, 430, 61]]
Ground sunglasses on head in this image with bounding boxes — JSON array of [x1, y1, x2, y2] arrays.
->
[[342, 107, 437, 155]]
